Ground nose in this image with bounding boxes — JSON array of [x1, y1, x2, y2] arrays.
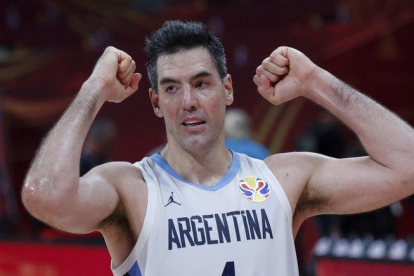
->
[[182, 85, 198, 111]]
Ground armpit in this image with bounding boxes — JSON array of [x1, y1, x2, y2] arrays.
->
[[293, 184, 329, 220]]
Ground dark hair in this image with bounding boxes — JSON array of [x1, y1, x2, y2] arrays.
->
[[145, 20, 227, 91]]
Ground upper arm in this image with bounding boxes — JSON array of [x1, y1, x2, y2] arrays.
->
[[266, 152, 412, 232], [306, 155, 409, 216], [49, 162, 140, 234]]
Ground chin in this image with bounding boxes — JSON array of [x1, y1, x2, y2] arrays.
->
[[180, 136, 216, 154]]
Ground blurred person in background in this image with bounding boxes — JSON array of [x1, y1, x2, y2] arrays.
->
[[21, 21, 414, 276], [296, 109, 343, 159], [225, 108, 269, 159], [80, 118, 116, 176], [147, 108, 271, 159]]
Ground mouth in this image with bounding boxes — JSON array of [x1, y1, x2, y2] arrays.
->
[[182, 120, 206, 126]]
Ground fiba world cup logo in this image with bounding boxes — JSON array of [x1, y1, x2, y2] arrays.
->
[[238, 176, 271, 203]]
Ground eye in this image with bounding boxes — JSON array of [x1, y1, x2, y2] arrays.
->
[[166, 86, 177, 93], [195, 81, 207, 89]]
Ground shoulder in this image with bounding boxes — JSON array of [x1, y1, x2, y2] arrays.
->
[[85, 162, 149, 233], [82, 161, 144, 184], [81, 161, 147, 204], [264, 152, 333, 235], [271, 148, 329, 161], [263, 152, 328, 209], [264, 151, 331, 188], [264, 151, 331, 174]]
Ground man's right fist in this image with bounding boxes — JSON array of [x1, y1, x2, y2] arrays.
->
[[89, 46, 142, 103]]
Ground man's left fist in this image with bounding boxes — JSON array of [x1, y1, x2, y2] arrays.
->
[[253, 46, 317, 105]]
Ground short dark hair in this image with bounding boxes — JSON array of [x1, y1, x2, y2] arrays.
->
[[145, 20, 227, 91]]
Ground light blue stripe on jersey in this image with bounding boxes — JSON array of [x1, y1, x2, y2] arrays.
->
[[126, 261, 142, 276], [150, 150, 240, 191]]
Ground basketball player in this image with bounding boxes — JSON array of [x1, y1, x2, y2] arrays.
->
[[22, 21, 414, 275]]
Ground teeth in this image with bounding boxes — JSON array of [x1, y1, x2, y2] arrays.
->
[[183, 120, 204, 125]]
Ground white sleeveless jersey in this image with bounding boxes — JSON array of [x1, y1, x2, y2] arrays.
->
[[112, 152, 298, 276]]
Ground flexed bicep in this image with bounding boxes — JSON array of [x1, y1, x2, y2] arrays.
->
[[306, 155, 407, 216], [265, 152, 410, 236], [23, 162, 139, 234]]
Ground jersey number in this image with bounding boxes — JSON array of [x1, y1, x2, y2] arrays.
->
[[221, 261, 235, 276]]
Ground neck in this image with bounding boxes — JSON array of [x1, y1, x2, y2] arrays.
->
[[160, 140, 232, 187]]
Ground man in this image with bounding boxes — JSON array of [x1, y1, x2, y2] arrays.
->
[[225, 108, 270, 160], [22, 21, 414, 275]]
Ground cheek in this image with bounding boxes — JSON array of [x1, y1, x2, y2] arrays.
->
[[201, 88, 226, 105], [160, 99, 180, 124], [213, 92, 228, 110], [206, 95, 227, 122]]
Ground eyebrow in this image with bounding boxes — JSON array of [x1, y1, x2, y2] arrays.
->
[[159, 77, 178, 85], [159, 71, 213, 86], [191, 71, 212, 80]]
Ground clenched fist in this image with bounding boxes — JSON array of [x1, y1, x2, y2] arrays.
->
[[89, 46, 142, 103], [253, 47, 318, 105]]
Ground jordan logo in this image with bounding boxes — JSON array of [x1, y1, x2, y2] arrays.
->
[[165, 192, 182, 207]]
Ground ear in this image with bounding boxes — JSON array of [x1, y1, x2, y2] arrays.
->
[[149, 88, 163, 118], [223, 74, 234, 106]]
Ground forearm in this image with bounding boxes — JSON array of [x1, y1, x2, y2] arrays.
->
[[306, 68, 414, 174], [23, 79, 108, 205]]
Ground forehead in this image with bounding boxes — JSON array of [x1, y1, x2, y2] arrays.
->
[[156, 47, 218, 82]]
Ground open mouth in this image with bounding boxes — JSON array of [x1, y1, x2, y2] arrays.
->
[[182, 121, 206, 126]]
